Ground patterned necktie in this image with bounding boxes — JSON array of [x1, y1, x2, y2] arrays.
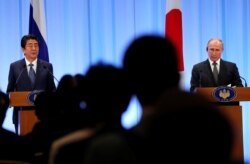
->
[[29, 63, 36, 87], [212, 62, 218, 84]]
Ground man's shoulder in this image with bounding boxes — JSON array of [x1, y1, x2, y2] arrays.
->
[[193, 60, 208, 67], [220, 59, 237, 67], [11, 59, 25, 65], [38, 59, 52, 66]]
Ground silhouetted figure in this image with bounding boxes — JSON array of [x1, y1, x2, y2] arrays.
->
[[122, 35, 235, 163], [122, 35, 180, 139], [0, 91, 30, 162], [122, 35, 180, 134], [147, 90, 234, 163], [84, 64, 131, 131], [121, 35, 181, 163], [22, 74, 89, 164], [49, 64, 134, 164]]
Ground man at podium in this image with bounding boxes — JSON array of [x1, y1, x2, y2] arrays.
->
[[6, 34, 56, 134], [190, 38, 243, 92]]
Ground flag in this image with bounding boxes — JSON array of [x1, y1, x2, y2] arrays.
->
[[165, 0, 184, 72], [29, 0, 49, 62]]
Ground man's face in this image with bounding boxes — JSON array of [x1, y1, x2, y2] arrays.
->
[[207, 40, 223, 62], [22, 39, 39, 61]]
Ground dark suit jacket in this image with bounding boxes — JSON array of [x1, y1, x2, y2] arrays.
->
[[7, 58, 56, 92], [190, 59, 243, 92], [6, 58, 56, 125]]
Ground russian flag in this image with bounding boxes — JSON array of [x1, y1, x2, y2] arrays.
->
[[29, 0, 49, 62], [165, 0, 184, 86]]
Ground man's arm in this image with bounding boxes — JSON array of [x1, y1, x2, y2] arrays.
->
[[6, 64, 16, 93], [190, 65, 200, 92], [232, 64, 243, 87]]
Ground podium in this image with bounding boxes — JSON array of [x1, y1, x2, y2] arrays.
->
[[195, 87, 250, 162], [9, 91, 39, 136]]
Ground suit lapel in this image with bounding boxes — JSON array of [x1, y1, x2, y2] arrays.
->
[[33, 59, 41, 88], [218, 60, 227, 86]]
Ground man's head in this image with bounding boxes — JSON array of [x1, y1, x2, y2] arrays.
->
[[21, 34, 39, 62], [85, 64, 132, 123], [123, 35, 179, 106], [206, 38, 224, 62]]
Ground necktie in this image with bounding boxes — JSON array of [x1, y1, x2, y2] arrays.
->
[[212, 62, 218, 84], [29, 63, 36, 87]]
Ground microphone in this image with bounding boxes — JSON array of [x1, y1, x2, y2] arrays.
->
[[43, 65, 59, 83], [15, 64, 27, 87], [240, 76, 247, 87]]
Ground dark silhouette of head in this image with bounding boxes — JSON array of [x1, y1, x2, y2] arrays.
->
[[56, 74, 88, 113], [123, 35, 180, 106], [34, 91, 59, 121], [35, 73, 87, 121], [85, 63, 132, 129], [57, 74, 78, 94]]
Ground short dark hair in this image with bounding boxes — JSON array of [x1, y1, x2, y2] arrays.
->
[[21, 34, 39, 48]]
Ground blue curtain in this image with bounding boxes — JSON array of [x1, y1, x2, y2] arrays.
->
[[0, 0, 249, 161]]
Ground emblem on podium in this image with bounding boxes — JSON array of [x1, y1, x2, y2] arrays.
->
[[27, 90, 43, 105], [212, 86, 236, 102]]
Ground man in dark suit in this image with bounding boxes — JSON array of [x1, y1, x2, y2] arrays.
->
[[190, 38, 243, 92], [6, 34, 56, 134]]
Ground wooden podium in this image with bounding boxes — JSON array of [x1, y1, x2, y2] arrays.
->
[[195, 87, 250, 162], [9, 91, 39, 136]]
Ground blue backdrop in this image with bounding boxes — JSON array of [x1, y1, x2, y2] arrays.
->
[[0, 0, 249, 161]]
